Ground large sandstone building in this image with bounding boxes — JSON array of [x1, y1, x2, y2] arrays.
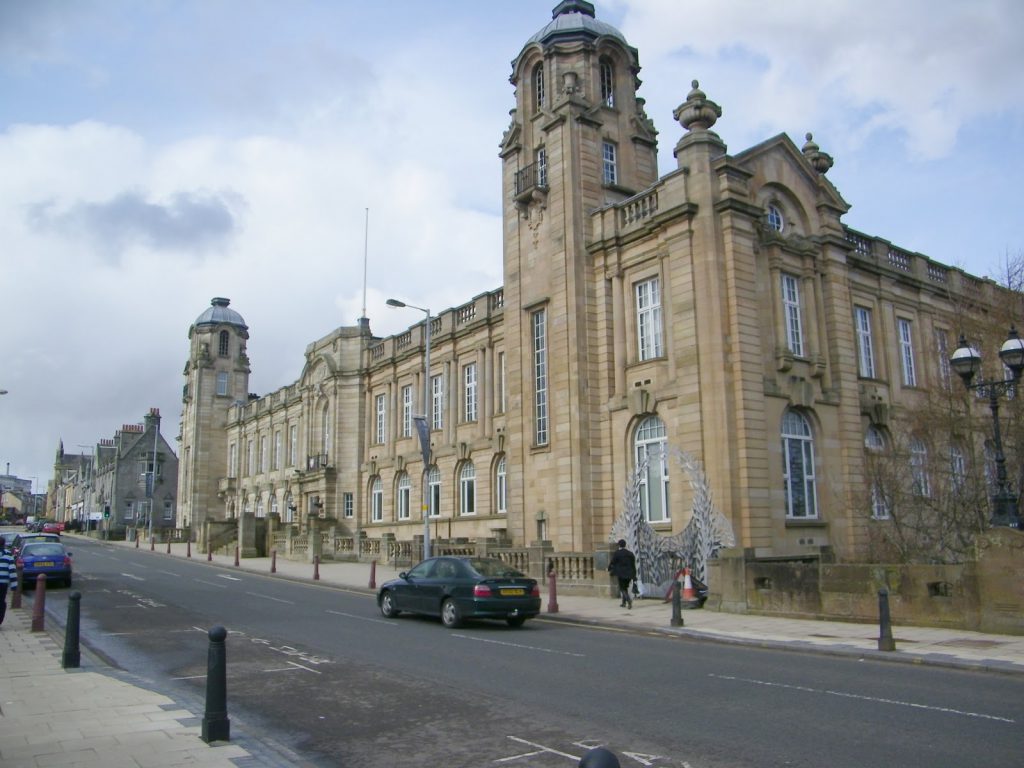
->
[[176, 1, 1014, 574]]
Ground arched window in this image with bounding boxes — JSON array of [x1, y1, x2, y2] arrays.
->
[[284, 493, 294, 523], [766, 203, 784, 232], [909, 437, 930, 497], [782, 410, 817, 518], [634, 415, 669, 522], [270, 494, 278, 518], [534, 63, 545, 110], [218, 330, 230, 357], [495, 455, 507, 515], [397, 472, 411, 520], [864, 426, 889, 519], [600, 58, 614, 107], [459, 462, 476, 516], [427, 465, 441, 518], [371, 477, 383, 522]]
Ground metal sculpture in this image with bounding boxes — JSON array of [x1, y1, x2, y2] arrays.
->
[[610, 446, 735, 597]]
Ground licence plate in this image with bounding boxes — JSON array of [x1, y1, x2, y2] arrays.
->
[[35, 561, 55, 567], [500, 588, 525, 596]]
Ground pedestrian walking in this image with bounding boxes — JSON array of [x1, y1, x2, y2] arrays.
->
[[0, 537, 16, 626], [607, 539, 636, 609]]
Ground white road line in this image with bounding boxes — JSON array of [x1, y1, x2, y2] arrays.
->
[[193, 579, 228, 588], [326, 609, 395, 625], [262, 667, 304, 673], [454, 634, 585, 657], [217, 574, 242, 581], [708, 673, 1015, 723], [284, 660, 321, 674], [501, 736, 580, 762], [103, 632, 137, 636], [158, 570, 180, 576], [170, 674, 207, 680], [245, 591, 293, 604], [120, 573, 145, 581]]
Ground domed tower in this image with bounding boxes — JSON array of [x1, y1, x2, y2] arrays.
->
[[500, 2, 658, 552], [177, 298, 250, 537]]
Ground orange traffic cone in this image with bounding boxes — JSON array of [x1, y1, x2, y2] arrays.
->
[[682, 568, 696, 601]]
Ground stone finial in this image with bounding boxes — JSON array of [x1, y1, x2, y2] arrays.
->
[[802, 132, 834, 174], [673, 80, 722, 133]]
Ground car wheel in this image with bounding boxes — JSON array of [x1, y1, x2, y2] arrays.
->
[[441, 598, 462, 628], [379, 591, 400, 618], [506, 616, 526, 628]]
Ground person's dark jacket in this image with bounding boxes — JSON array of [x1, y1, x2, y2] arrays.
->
[[608, 547, 636, 580]]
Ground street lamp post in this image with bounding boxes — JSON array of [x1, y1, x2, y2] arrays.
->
[[386, 298, 432, 560], [950, 327, 1024, 529]]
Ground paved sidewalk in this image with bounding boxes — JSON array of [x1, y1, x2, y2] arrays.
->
[[2, 533, 1022, 768]]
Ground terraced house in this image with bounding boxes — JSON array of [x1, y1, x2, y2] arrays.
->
[[176, 1, 1022, 625]]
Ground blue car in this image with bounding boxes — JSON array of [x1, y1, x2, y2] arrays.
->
[[16, 541, 73, 588], [378, 556, 541, 628]]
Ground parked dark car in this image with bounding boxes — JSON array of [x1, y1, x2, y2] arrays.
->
[[8, 532, 61, 557], [16, 541, 73, 588], [377, 556, 541, 628]]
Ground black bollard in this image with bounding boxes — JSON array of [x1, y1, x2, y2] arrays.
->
[[62, 591, 82, 668], [877, 588, 895, 651], [579, 746, 621, 768], [31, 574, 46, 632], [670, 579, 683, 627], [201, 625, 231, 743]]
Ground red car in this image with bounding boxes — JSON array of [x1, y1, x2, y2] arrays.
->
[[41, 521, 64, 534]]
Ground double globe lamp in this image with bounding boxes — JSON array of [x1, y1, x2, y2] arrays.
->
[[949, 326, 1024, 528]]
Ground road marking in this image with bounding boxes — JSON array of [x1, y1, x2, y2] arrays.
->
[[454, 634, 585, 657], [283, 660, 321, 674], [326, 609, 395, 625], [158, 570, 180, 576], [103, 632, 137, 636], [708, 673, 1015, 723], [218, 574, 242, 581], [120, 573, 145, 581], [245, 591, 293, 604], [171, 674, 207, 680], [193, 579, 228, 588], [496, 736, 580, 763]]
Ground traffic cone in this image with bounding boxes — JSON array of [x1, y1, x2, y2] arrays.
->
[[683, 568, 696, 601]]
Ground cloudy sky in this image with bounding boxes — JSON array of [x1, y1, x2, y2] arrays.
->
[[2, 0, 1022, 493]]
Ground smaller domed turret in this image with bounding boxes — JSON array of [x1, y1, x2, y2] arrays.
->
[[194, 297, 248, 330]]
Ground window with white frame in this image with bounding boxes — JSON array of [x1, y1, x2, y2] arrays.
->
[[497, 351, 506, 414], [600, 59, 614, 107], [855, 306, 875, 378], [535, 147, 547, 187], [321, 405, 331, 453], [533, 308, 549, 446], [910, 437, 930, 497], [781, 274, 804, 357], [865, 426, 890, 519], [397, 473, 411, 520], [636, 276, 664, 360], [218, 330, 230, 357], [766, 204, 784, 232], [270, 495, 278, 517], [216, 371, 229, 396], [246, 440, 254, 476], [459, 462, 476, 516], [534, 63, 545, 110], [289, 424, 297, 466], [431, 374, 444, 430], [898, 318, 917, 387], [371, 477, 383, 522], [229, 442, 238, 478], [427, 465, 441, 517], [273, 430, 281, 470], [934, 329, 951, 388], [375, 393, 387, 444], [343, 492, 353, 519], [634, 415, 669, 522], [259, 436, 267, 473], [949, 444, 966, 492], [402, 385, 413, 438], [284, 495, 294, 522], [495, 455, 507, 514], [781, 409, 817, 518], [256, 498, 265, 518], [464, 362, 478, 422], [602, 141, 617, 185]]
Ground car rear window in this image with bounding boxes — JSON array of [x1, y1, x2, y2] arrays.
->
[[467, 558, 525, 578], [22, 543, 65, 557]]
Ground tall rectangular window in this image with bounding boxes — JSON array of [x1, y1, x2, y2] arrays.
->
[[343, 492, 353, 519], [464, 362, 478, 422], [289, 425, 297, 467], [228, 442, 238, 478], [496, 456, 507, 515], [397, 474, 411, 520], [602, 141, 617, 186], [273, 430, 281, 470], [246, 440, 254, 476], [497, 351, 506, 414], [533, 308, 549, 446], [935, 329, 951, 388], [855, 306, 875, 378], [375, 393, 387, 444], [781, 274, 804, 357], [402, 385, 413, 438], [535, 147, 547, 187], [431, 374, 444, 430], [216, 371, 229, 396], [636, 277, 664, 360], [600, 60, 614, 107], [259, 436, 267, 473], [898, 318, 917, 387]]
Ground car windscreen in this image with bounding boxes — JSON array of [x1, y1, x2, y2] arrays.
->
[[467, 558, 525, 579], [21, 543, 65, 557]]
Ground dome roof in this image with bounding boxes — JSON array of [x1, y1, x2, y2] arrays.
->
[[524, 1, 628, 49], [194, 297, 247, 329]]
